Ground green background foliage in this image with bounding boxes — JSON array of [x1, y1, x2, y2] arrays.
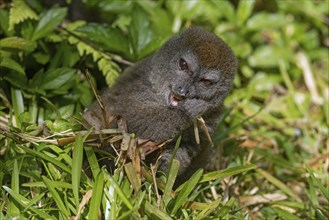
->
[[0, 0, 328, 219]]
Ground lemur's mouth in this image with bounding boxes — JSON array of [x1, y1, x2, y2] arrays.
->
[[168, 93, 184, 107]]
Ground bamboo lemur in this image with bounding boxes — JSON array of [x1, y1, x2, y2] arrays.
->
[[84, 27, 237, 184]]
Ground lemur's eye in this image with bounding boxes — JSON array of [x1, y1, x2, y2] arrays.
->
[[201, 79, 213, 87], [178, 58, 188, 71]]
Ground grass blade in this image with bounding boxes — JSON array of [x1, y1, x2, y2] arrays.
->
[[273, 207, 301, 220], [195, 199, 221, 220], [3, 186, 55, 219], [11, 88, 24, 128], [84, 146, 101, 179], [106, 173, 134, 210], [42, 175, 70, 218], [217, 197, 235, 218], [256, 168, 301, 201], [22, 193, 45, 212], [167, 136, 181, 176], [48, 145, 72, 167], [163, 159, 179, 206], [72, 134, 84, 209], [88, 170, 105, 219], [19, 145, 70, 173], [306, 165, 329, 201], [306, 177, 319, 208], [9, 159, 19, 215], [171, 169, 203, 215], [124, 162, 141, 192], [200, 164, 257, 183], [22, 181, 72, 189], [144, 201, 172, 220]]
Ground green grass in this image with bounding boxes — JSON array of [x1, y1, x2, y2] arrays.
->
[[0, 0, 328, 219]]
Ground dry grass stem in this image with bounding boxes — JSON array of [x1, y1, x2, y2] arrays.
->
[[197, 116, 213, 146], [297, 52, 323, 105], [86, 70, 109, 128]]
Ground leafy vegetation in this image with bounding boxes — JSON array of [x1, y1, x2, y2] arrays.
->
[[0, 0, 328, 219]]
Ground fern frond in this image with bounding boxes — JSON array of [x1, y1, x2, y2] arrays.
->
[[9, 0, 38, 31], [68, 36, 121, 86], [97, 58, 120, 86]]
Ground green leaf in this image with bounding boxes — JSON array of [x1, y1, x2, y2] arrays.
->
[[248, 46, 293, 68], [40, 68, 75, 90], [211, 0, 235, 23], [165, 0, 200, 32], [57, 105, 75, 119], [29, 69, 45, 93], [137, 2, 172, 38], [32, 7, 67, 41], [9, 0, 38, 31], [33, 52, 50, 65], [236, 0, 255, 26], [42, 176, 70, 218], [200, 164, 257, 183], [129, 6, 162, 59], [4, 72, 28, 90], [48, 42, 79, 68], [75, 23, 129, 54], [171, 169, 203, 215], [0, 9, 10, 35], [247, 13, 288, 30], [0, 37, 36, 52], [0, 57, 25, 75]]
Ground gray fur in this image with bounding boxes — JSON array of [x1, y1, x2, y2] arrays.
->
[[84, 27, 237, 184]]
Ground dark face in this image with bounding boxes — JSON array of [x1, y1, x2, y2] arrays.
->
[[167, 51, 233, 118], [150, 27, 237, 118]]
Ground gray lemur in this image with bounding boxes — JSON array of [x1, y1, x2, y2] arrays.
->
[[84, 27, 237, 184]]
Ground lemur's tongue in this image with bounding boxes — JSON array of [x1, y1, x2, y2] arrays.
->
[[169, 94, 182, 107]]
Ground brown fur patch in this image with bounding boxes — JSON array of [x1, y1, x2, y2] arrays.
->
[[182, 27, 237, 75]]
